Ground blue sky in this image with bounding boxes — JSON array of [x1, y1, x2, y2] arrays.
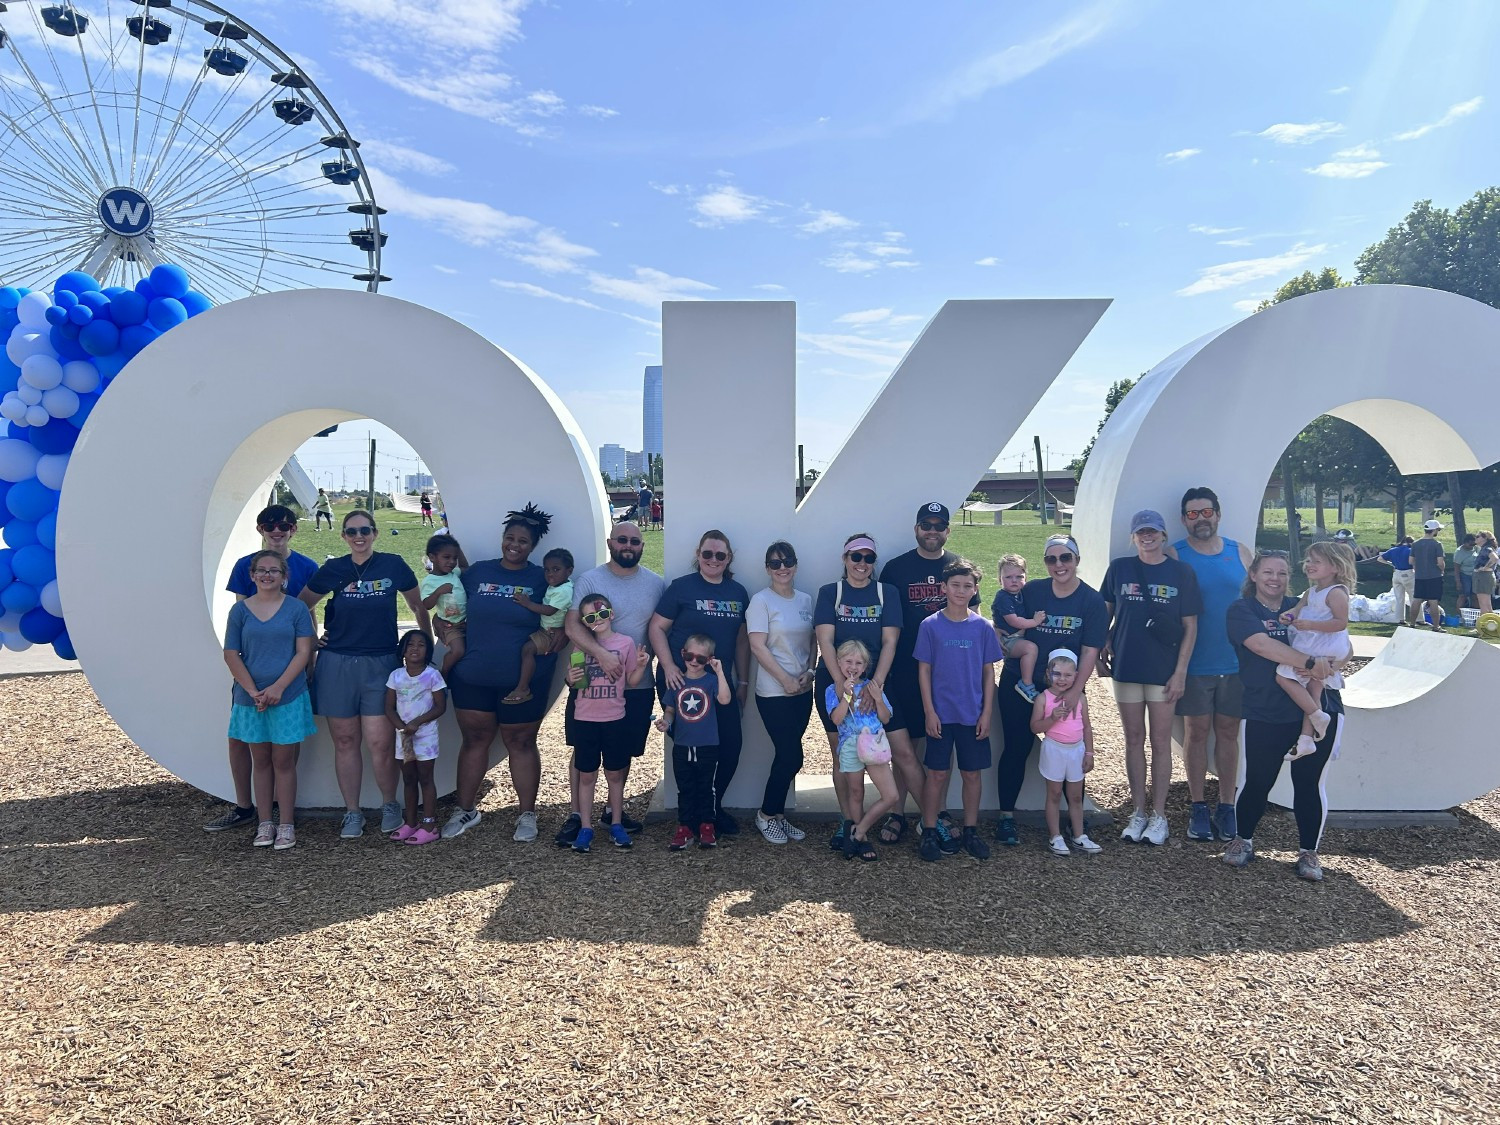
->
[[259, 0, 1500, 485]]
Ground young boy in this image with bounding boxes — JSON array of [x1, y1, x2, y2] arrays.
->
[[993, 553, 1045, 701], [419, 533, 469, 676], [655, 633, 732, 850], [504, 548, 575, 705], [915, 557, 1002, 862]]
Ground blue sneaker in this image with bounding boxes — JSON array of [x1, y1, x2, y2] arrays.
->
[[829, 819, 851, 851], [572, 827, 594, 853], [610, 823, 632, 849], [1214, 802, 1238, 841], [379, 800, 403, 834], [1014, 681, 1039, 703], [1187, 802, 1214, 841], [933, 818, 961, 854], [994, 816, 1019, 846], [339, 810, 365, 839]]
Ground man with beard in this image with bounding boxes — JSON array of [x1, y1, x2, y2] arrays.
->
[[1166, 487, 1252, 843], [555, 521, 667, 844]]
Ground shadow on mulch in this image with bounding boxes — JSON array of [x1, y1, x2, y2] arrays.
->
[[0, 777, 1456, 958]]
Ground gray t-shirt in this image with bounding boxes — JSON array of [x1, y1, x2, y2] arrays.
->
[[224, 596, 314, 708], [1412, 536, 1445, 580], [746, 587, 815, 698], [572, 564, 667, 690]]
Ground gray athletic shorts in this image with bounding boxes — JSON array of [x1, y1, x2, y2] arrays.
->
[[313, 651, 400, 718], [1175, 673, 1243, 719]]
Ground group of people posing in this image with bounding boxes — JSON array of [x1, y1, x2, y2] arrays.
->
[[209, 489, 1350, 882]]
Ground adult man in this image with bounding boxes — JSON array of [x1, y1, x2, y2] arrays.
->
[[876, 501, 973, 845], [1453, 533, 1477, 612], [1411, 518, 1446, 629], [203, 505, 321, 832], [313, 488, 334, 530], [556, 521, 666, 844], [1166, 487, 1252, 843], [636, 479, 653, 522]]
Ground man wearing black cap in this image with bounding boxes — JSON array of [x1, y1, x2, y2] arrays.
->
[[875, 501, 974, 847]]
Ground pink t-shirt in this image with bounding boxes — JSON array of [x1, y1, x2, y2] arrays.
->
[[1041, 690, 1084, 744], [574, 633, 638, 722]]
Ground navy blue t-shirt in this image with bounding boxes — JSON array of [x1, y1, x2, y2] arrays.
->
[[1226, 595, 1345, 725], [992, 589, 1028, 637], [655, 572, 750, 681], [226, 549, 319, 598], [1101, 555, 1204, 686], [997, 578, 1109, 691], [669, 671, 721, 747], [456, 558, 548, 688], [814, 580, 902, 673], [304, 552, 418, 656], [878, 549, 978, 662]]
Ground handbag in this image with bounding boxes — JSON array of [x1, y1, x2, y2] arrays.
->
[[856, 727, 892, 765]]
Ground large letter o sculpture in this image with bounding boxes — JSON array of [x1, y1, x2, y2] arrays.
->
[[57, 289, 608, 807]]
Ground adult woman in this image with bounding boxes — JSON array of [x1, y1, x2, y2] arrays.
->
[[991, 534, 1108, 847], [1378, 536, 1415, 623], [442, 504, 558, 842], [1222, 550, 1340, 879], [812, 533, 913, 849], [420, 491, 434, 528], [1473, 531, 1496, 614], [747, 540, 815, 844], [649, 530, 751, 834], [1454, 534, 1477, 611], [300, 510, 429, 839]]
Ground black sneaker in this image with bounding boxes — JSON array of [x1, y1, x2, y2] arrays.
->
[[554, 812, 582, 848], [962, 826, 991, 860], [829, 818, 852, 851], [994, 816, 1019, 846], [933, 818, 961, 854], [203, 805, 256, 832], [599, 808, 645, 835], [714, 811, 740, 836], [919, 826, 943, 863]]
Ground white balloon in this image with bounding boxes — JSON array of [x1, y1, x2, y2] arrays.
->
[[41, 385, 78, 418], [1, 631, 34, 652], [24, 404, 48, 426], [0, 612, 20, 632], [21, 354, 63, 390], [35, 452, 69, 490], [40, 578, 62, 618], [60, 359, 101, 393], [16, 383, 41, 406], [0, 395, 24, 422], [6, 330, 41, 367], [15, 291, 51, 329]]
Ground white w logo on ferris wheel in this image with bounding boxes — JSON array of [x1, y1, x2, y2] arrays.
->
[[102, 196, 148, 229]]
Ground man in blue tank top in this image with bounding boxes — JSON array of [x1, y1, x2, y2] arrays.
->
[[1166, 487, 1253, 843]]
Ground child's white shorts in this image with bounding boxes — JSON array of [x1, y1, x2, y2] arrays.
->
[[1039, 736, 1086, 783], [1275, 664, 1344, 690]]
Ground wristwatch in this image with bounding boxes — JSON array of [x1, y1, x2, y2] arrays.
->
[[1304, 656, 1315, 671]]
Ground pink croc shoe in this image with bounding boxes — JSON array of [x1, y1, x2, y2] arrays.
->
[[390, 823, 418, 842], [405, 824, 440, 846]]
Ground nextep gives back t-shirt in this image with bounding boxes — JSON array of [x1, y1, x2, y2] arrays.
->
[[654, 572, 749, 681], [305, 552, 417, 656], [814, 580, 902, 671], [996, 578, 1108, 691], [456, 558, 548, 688], [1101, 555, 1203, 686]]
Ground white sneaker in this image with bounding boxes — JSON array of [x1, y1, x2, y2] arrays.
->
[[755, 811, 788, 844], [513, 810, 539, 842], [1121, 811, 1148, 842], [1309, 709, 1330, 740], [1048, 834, 1071, 856], [1143, 813, 1169, 846], [778, 817, 806, 842], [440, 808, 481, 839], [1073, 833, 1102, 853]]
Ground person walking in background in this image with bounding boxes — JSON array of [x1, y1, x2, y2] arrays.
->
[[313, 488, 334, 531], [419, 491, 434, 528], [1377, 536, 1415, 624], [1410, 519, 1446, 630], [1453, 533, 1477, 612]]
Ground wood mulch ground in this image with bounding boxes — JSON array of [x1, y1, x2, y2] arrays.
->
[[2, 671, 1497, 1123]]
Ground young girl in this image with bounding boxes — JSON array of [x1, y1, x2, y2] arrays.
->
[[992, 554, 1045, 701], [504, 548, 575, 705], [826, 639, 898, 863], [1030, 649, 1101, 857], [384, 630, 448, 845], [655, 634, 733, 850], [420, 533, 469, 676], [565, 593, 651, 852], [223, 550, 318, 851], [1278, 540, 1355, 761]]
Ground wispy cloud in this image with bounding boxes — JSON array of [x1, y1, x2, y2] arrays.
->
[[1328, 85, 1351, 95], [432, 265, 459, 275], [578, 104, 620, 119], [1333, 142, 1381, 159], [799, 209, 858, 234], [359, 140, 455, 177], [586, 267, 717, 308], [1189, 224, 1243, 236], [974, 256, 1000, 266], [1161, 147, 1201, 163], [799, 332, 913, 366], [1393, 96, 1483, 141], [1306, 160, 1387, 179], [1256, 121, 1343, 144], [753, 283, 787, 292], [822, 232, 917, 274], [1232, 298, 1264, 313], [513, 228, 599, 273], [835, 308, 894, 327], [492, 280, 660, 329], [692, 184, 775, 227], [1176, 242, 1328, 297]]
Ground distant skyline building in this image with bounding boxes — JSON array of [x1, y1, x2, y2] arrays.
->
[[404, 472, 434, 492], [643, 365, 662, 460], [626, 449, 647, 478], [599, 443, 628, 480]]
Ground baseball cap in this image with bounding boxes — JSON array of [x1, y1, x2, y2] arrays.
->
[[1424, 519, 1444, 531], [1333, 529, 1354, 540], [1130, 509, 1167, 535], [916, 502, 950, 525]]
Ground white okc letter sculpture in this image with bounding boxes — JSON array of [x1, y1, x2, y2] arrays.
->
[[1074, 284, 1500, 810]]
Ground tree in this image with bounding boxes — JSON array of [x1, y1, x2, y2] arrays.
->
[[1070, 376, 1138, 478], [1256, 266, 1348, 312]]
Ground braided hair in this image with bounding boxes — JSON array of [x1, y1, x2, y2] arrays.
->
[[503, 502, 553, 545]]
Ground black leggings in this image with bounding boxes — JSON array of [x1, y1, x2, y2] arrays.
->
[[674, 743, 720, 827], [1236, 712, 1340, 851], [995, 666, 1038, 810], [756, 692, 813, 815]]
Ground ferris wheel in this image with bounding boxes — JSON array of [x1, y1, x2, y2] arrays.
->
[[0, 0, 387, 304]]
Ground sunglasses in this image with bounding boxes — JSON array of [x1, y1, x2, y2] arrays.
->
[[917, 520, 948, 531], [681, 650, 711, 665], [251, 568, 285, 578], [846, 551, 877, 565], [343, 526, 375, 537], [699, 549, 729, 562], [767, 558, 797, 570], [1258, 549, 1290, 559], [259, 521, 296, 533], [1184, 507, 1217, 520], [581, 607, 613, 625], [612, 536, 643, 546], [1044, 552, 1076, 565]]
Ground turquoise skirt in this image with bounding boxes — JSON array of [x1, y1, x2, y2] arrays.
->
[[228, 693, 318, 745]]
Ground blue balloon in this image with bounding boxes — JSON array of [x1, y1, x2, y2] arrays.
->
[[27, 419, 76, 453], [134, 278, 157, 300], [149, 263, 191, 299], [119, 324, 159, 356], [109, 289, 148, 326], [93, 353, 125, 380], [0, 287, 21, 310], [69, 393, 99, 427], [54, 271, 101, 297], [67, 304, 94, 326], [181, 290, 213, 318], [102, 286, 130, 299], [147, 297, 187, 330], [2, 519, 38, 549], [53, 334, 89, 363], [78, 291, 110, 314], [0, 480, 8, 515], [19, 605, 63, 644], [0, 546, 11, 586], [45, 305, 69, 326], [55, 291, 80, 309], [52, 629, 75, 661], [6, 478, 58, 522], [1, 579, 37, 613], [35, 510, 56, 549], [11, 543, 55, 586], [79, 320, 120, 356]]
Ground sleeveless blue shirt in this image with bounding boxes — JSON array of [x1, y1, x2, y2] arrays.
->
[[1171, 537, 1244, 676]]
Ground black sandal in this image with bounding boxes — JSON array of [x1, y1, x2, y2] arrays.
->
[[877, 813, 907, 845], [855, 836, 878, 862]]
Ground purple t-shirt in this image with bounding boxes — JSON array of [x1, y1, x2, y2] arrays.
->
[[913, 610, 1003, 725], [575, 633, 637, 723]]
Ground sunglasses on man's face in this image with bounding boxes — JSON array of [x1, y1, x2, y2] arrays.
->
[[699, 549, 729, 562], [1184, 507, 1217, 520], [1044, 552, 1076, 566], [581, 607, 613, 625], [344, 526, 375, 537], [260, 521, 296, 533], [917, 520, 948, 532], [682, 650, 711, 665], [612, 535, 643, 546], [846, 551, 877, 565]]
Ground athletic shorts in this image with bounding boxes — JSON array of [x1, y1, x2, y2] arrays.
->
[[814, 664, 905, 735], [571, 719, 631, 773], [1414, 577, 1443, 601], [998, 632, 1031, 657], [313, 651, 400, 718], [1176, 673, 1243, 718], [1475, 570, 1496, 596], [1459, 572, 1474, 596], [1112, 680, 1169, 704], [566, 686, 654, 758], [1038, 736, 1086, 783], [922, 723, 991, 772], [882, 664, 925, 736], [447, 653, 557, 724]]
